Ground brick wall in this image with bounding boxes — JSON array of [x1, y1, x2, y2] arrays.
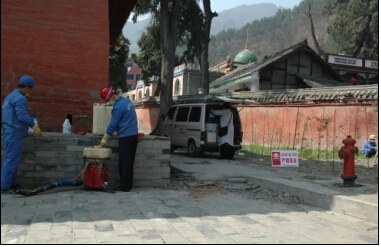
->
[[1, 133, 171, 190], [1, 1, 109, 133], [134, 100, 378, 150]]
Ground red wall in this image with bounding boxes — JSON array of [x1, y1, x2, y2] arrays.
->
[[239, 103, 378, 150], [135, 101, 378, 150], [1, 0, 109, 133]]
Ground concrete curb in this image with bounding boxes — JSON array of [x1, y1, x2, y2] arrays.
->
[[244, 175, 378, 223], [171, 162, 378, 223]]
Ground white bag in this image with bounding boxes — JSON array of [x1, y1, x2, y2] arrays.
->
[[62, 119, 71, 134]]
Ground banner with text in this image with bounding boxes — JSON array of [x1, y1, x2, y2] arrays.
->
[[271, 150, 299, 167]]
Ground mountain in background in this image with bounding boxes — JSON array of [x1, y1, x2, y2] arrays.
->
[[208, 0, 336, 66], [123, 3, 282, 54], [211, 3, 281, 35], [123, 0, 338, 67], [123, 18, 150, 55]]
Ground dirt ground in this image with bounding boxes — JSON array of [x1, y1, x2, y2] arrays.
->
[[165, 149, 378, 203], [238, 150, 379, 186]]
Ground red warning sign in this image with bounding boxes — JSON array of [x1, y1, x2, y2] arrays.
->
[[271, 150, 299, 167]]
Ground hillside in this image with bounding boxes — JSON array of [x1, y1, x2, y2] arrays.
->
[[208, 0, 337, 66], [123, 0, 337, 66], [210, 3, 281, 35], [123, 3, 282, 54]]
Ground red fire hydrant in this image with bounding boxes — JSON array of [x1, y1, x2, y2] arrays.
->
[[338, 135, 358, 187]]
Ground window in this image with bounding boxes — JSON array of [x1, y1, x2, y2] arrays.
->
[[188, 107, 201, 122], [136, 74, 141, 81], [126, 74, 133, 80], [138, 90, 142, 99], [165, 107, 176, 120], [132, 94, 135, 101], [176, 107, 190, 122], [174, 79, 180, 95], [146, 88, 150, 97]]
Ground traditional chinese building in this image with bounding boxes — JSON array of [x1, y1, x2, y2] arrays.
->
[[322, 53, 378, 85], [209, 40, 350, 93], [209, 42, 257, 75]]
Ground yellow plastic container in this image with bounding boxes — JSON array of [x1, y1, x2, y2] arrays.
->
[[92, 103, 113, 135], [83, 147, 112, 159]]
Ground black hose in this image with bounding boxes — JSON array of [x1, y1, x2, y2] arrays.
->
[[16, 179, 83, 196]]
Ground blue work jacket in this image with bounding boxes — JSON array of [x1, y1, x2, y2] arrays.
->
[[106, 97, 138, 138], [361, 140, 377, 157], [2, 89, 35, 137]]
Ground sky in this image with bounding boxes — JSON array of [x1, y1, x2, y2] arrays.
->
[[131, 0, 303, 21], [209, 0, 303, 13]]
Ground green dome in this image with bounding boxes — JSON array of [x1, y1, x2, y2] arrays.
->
[[234, 49, 257, 63]]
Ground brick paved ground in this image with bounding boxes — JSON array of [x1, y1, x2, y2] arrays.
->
[[1, 187, 378, 244]]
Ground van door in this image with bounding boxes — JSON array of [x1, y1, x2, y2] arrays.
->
[[205, 104, 220, 144], [173, 106, 190, 146], [161, 106, 177, 138], [187, 106, 202, 147]]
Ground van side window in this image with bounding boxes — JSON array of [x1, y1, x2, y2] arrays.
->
[[176, 107, 190, 121], [188, 107, 201, 122], [165, 107, 176, 120]]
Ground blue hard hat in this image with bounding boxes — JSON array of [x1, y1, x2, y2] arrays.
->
[[18, 75, 35, 88]]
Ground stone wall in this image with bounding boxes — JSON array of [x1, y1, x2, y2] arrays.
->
[[0, 133, 171, 189]]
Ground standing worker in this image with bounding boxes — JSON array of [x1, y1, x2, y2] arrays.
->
[[1, 75, 42, 194], [211, 102, 235, 159], [95, 86, 138, 192]]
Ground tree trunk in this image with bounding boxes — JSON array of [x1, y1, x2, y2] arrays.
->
[[153, 78, 161, 97], [151, 0, 180, 135], [201, 0, 217, 94], [201, 0, 218, 94], [307, 3, 324, 56]]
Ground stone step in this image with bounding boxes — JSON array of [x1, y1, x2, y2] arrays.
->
[[225, 174, 244, 179], [227, 177, 247, 183], [225, 184, 253, 191]]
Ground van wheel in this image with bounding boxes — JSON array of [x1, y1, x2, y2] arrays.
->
[[170, 145, 176, 153], [229, 152, 235, 160], [188, 140, 199, 157]]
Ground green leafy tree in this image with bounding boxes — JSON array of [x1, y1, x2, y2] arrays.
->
[[323, 0, 378, 59], [131, 19, 162, 93], [109, 34, 131, 91], [133, 0, 180, 134], [178, 0, 217, 94]]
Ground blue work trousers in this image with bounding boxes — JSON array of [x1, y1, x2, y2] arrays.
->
[[1, 133, 24, 190]]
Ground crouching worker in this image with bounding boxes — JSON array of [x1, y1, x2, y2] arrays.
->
[[95, 86, 138, 192], [362, 135, 377, 158], [1, 75, 42, 194]]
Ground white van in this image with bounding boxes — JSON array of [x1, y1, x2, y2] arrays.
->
[[161, 102, 243, 158]]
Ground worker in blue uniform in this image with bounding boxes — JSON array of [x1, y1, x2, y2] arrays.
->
[[95, 86, 138, 192], [362, 134, 377, 158], [1, 75, 42, 194]]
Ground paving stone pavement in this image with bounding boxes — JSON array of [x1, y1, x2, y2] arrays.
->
[[1, 186, 378, 244]]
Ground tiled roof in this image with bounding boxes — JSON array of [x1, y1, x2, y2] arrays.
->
[[210, 39, 343, 89], [132, 85, 378, 105], [228, 84, 378, 103], [296, 74, 353, 88]]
